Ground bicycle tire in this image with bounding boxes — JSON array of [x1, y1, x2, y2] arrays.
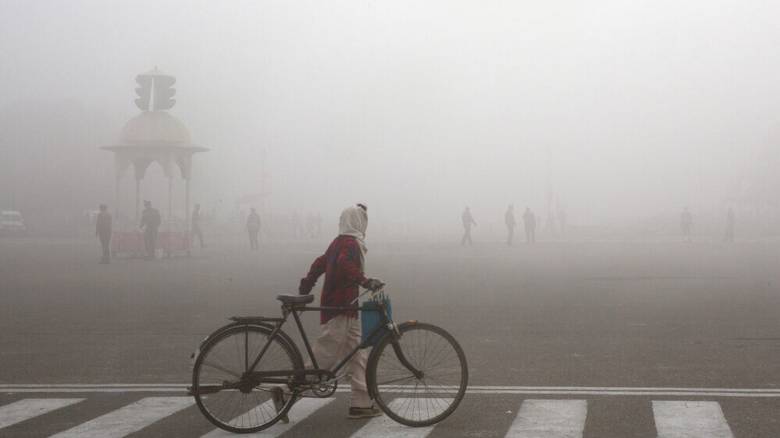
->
[[192, 324, 304, 433], [367, 322, 468, 427]]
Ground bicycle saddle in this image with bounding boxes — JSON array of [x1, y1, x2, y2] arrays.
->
[[276, 294, 314, 305]]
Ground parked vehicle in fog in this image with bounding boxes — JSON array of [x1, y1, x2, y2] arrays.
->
[[0, 210, 27, 235]]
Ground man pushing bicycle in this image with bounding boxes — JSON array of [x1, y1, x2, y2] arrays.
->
[[190, 204, 467, 433], [291, 203, 385, 419]]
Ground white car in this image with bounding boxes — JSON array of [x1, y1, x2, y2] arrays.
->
[[1, 210, 27, 235]]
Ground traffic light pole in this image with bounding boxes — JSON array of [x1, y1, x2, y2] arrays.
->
[[185, 177, 191, 254], [135, 178, 141, 223]]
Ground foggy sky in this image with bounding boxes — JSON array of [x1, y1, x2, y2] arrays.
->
[[2, 0, 780, 231]]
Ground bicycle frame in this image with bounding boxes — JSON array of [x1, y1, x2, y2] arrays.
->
[[241, 298, 423, 389]]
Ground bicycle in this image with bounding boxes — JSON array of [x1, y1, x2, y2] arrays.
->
[[189, 287, 468, 433]]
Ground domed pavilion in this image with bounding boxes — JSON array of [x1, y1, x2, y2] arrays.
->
[[102, 69, 208, 255]]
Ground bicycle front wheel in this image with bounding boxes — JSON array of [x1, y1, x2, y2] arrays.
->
[[192, 324, 303, 433], [367, 322, 468, 427]]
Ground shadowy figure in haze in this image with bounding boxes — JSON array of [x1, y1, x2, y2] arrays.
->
[[724, 207, 735, 243], [523, 207, 536, 244], [291, 210, 302, 239], [96, 204, 112, 264], [557, 206, 567, 235], [247, 208, 261, 250], [505, 204, 516, 246], [306, 213, 318, 238], [461, 207, 477, 246], [191, 203, 205, 248], [297, 204, 384, 419], [140, 200, 161, 260], [680, 207, 693, 242], [315, 212, 323, 238]]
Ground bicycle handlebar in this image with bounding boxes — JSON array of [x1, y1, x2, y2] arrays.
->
[[351, 284, 386, 305]]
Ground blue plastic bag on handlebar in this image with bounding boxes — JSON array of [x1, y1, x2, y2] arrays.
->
[[361, 294, 392, 347]]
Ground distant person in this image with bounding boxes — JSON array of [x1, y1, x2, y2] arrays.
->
[[306, 213, 317, 238], [191, 204, 205, 249], [291, 210, 301, 239], [680, 207, 693, 242], [315, 212, 323, 237], [724, 207, 735, 243], [505, 204, 516, 246], [558, 207, 567, 235], [247, 208, 261, 250], [546, 211, 556, 234], [461, 207, 477, 246], [96, 204, 112, 264], [296, 204, 384, 419], [139, 200, 161, 260], [523, 207, 536, 244]]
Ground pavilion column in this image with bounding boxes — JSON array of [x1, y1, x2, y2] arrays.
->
[[135, 178, 141, 223], [185, 177, 191, 235], [167, 175, 173, 226], [114, 173, 121, 225]]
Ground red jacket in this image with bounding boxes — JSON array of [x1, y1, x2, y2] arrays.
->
[[300, 235, 367, 324]]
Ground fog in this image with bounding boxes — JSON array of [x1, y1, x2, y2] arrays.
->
[[2, 0, 780, 239]]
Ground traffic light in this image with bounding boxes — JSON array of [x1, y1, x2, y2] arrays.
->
[[134, 75, 153, 111], [153, 75, 176, 111]]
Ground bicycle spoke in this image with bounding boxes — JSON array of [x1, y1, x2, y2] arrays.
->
[[376, 374, 418, 385], [201, 360, 241, 378]]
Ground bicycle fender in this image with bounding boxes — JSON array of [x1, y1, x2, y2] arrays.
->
[[190, 321, 300, 368]]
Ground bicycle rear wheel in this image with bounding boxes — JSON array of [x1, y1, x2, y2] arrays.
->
[[367, 322, 468, 427], [192, 324, 303, 433]]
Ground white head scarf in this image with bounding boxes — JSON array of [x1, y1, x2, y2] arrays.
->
[[338, 204, 368, 259]]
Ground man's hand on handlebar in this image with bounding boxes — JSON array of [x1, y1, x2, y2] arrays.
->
[[362, 278, 385, 292]]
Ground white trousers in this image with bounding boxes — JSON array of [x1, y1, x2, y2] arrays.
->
[[311, 315, 371, 408]]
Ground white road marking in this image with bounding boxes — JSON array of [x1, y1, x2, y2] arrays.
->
[[507, 399, 587, 438], [350, 398, 451, 438], [0, 398, 83, 429], [49, 396, 192, 438], [653, 401, 734, 438], [2, 384, 780, 397], [202, 397, 334, 437]]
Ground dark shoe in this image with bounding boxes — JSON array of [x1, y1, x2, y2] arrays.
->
[[270, 387, 289, 423], [348, 405, 383, 419]]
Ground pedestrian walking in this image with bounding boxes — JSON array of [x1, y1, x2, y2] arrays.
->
[[191, 204, 205, 248], [315, 212, 323, 238], [140, 200, 161, 259], [291, 210, 302, 239], [295, 203, 384, 419], [461, 207, 477, 246], [96, 204, 112, 264], [724, 207, 735, 243], [680, 207, 693, 242], [505, 204, 516, 246], [523, 207, 536, 244], [247, 208, 261, 250], [557, 206, 567, 235]]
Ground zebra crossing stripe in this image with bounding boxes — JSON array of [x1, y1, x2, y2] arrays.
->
[[202, 397, 334, 437], [49, 396, 193, 438], [1, 384, 779, 397], [0, 398, 84, 429], [506, 399, 587, 438], [349, 398, 451, 438], [653, 401, 734, 438]]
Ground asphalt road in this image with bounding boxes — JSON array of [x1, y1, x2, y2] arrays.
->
[[1, 236, 779, 437]]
